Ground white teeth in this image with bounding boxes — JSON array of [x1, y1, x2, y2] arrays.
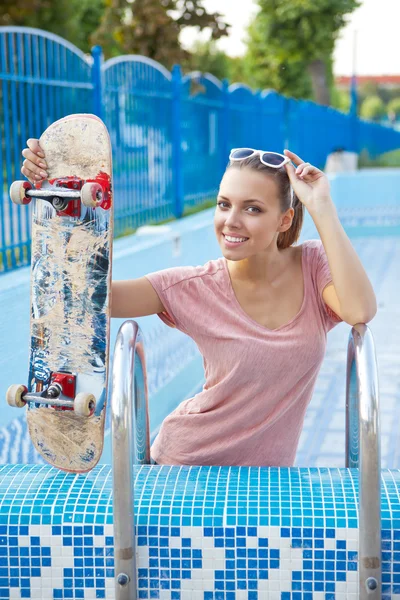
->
[[225, 235, 248, 243]]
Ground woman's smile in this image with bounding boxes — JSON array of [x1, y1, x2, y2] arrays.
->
[[223, 233, 249, 248]]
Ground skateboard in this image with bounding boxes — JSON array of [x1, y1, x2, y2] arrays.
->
[[6, 114, 113, 473]]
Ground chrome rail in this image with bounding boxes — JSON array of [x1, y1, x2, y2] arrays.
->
[[110, 319, 381, 599], [111, 320, 150, 600], [345, 324, 381, 599]]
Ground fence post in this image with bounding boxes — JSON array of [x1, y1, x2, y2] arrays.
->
[[255, 89, 264, 147], [171, 64, 184, 218], [221, 78, 230, 172], [91, 45, 103, 120], [283, 96, 290, 150]]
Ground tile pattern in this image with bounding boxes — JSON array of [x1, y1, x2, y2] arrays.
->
[[0, 464, 399, 599]]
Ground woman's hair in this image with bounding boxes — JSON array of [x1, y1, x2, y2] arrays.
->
[[226, 154, 304, 250]]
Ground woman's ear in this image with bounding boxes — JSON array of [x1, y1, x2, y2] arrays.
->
[[278, 209, 294, 233]]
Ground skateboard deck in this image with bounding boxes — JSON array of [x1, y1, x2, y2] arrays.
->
[[6, 114, 113, 472]]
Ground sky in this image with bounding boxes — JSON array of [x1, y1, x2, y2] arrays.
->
[[179, 0, 400, 76]]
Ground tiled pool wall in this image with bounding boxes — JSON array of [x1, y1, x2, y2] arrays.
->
[[1, 464, 399, 600]]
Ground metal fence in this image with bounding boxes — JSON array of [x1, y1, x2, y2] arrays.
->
[[1, 26, 400, 272]]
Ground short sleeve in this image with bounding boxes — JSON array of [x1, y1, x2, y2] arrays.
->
[[145, 267, 193, 333], [314, 241, 343, 332]]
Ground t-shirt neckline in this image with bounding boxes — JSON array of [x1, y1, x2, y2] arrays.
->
[[222, 244, 307, 333]]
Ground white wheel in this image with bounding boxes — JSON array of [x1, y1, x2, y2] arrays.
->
[[10, 181, 32, 205], [6, 384, 28, 408], [74, 392, 96, 417], [81, 182, 103, 208]]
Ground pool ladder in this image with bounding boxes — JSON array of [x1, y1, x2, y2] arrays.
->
[[110, 321, 381, 600]]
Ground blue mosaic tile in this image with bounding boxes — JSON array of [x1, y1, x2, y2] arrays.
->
[[0, 465, 399, 598]]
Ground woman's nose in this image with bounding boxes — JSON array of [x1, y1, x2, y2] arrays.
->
[[224, 209, 241, 227]]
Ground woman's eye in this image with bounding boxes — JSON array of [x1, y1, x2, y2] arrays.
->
[[217, 202, 261, 214]]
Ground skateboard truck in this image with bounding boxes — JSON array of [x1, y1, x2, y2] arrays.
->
[[9, 179, 106, 216], [6, 372, 96, 417]]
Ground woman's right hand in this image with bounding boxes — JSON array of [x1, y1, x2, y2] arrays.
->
[[21, 139, 48, 184]]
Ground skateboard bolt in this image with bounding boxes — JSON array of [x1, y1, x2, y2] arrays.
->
[[366, 577, 378, 591], [117, 573, 129, 586], [47, 383, 62, 398]]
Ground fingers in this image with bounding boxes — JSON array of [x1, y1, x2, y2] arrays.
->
[[296, 162, 310, 177], [284, 149, 305, 166], [27, 138, 45, 159], [21, 139, 48, 182]]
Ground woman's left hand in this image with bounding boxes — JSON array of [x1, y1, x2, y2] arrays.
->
[[283, 149, 333, 213]]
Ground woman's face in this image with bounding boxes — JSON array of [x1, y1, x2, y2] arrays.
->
[[214, 167, 292, 261]]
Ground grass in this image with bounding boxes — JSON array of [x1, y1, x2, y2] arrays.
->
[[358, 148, 400, 168]]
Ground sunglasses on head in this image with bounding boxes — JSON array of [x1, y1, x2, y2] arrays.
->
[[229, 148, 290, 168]]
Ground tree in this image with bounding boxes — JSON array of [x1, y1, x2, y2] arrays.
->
[[360, 96, 386, 121], [0, 0, 105, 54], [91, 0, 230, 66], [330, 88, 351, 114], [387, 98, 400, 122], [245, 0, 361, 104], [181, 39, 249, 85]]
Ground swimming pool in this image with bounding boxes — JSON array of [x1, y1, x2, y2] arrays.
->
[[0, 168, 399, 599]]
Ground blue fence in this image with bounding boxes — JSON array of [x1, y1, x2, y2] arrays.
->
[[1, 26, 400, 272]]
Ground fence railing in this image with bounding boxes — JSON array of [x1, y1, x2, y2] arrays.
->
[[1, 26, 400, 273]]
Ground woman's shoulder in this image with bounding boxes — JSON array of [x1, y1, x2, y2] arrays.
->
[[147, 257, 225, 291], [297, 239, 323, 263], [299, 238, 322, 252]]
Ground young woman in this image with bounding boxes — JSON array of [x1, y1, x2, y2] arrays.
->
[[21, 143, 377, 467]]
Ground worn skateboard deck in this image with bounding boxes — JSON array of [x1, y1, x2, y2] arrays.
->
[[8, 114, 113, 472]]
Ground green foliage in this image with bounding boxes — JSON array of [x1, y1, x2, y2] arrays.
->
[[245, 0, 361, 103], [181, 40, 250, 85], [387, 97, 400, 120], [0, 0, 229, 65], [360, 95, 386, 121], [330, 88, 351, 113], [181, 40, 230, 80], [0, 0, 105, 54], [357, 81, 400, 108], [91, 0, 230, 65], [358, 148, 400, 168]]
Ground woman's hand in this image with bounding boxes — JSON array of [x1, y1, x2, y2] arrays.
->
[[283, 149, 333, 214], [21, 139, 48, 184]]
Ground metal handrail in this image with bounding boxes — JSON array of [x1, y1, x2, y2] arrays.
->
[[345, 324, 381, 599], [110, 320, 381, 599], [111, 320, 150, 600]]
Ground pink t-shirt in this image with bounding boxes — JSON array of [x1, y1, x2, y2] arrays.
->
[[145, 239, 342, 467]]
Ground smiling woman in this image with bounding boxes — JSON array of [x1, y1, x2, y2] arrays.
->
[[20, 139, 376, 467]]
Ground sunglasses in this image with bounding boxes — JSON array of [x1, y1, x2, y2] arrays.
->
[[229, 148, 290, 168]]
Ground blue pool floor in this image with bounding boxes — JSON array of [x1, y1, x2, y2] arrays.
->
[[0, 214, 399, 470], [295, 233, 400, 469]]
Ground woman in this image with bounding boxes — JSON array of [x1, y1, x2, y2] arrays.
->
[[21, 143, 377, 467]]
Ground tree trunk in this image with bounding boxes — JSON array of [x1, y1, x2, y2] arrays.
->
[[307, 59, 331, 106]]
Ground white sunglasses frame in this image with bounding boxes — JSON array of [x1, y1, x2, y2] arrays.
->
[[229, 148, 291, 169], [229, 147, 294, 207]]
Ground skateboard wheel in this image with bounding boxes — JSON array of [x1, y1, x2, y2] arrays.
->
[[6, 384, 28, 408], [10, 181, 32, 205], [75, 392, 96, 417], [81, 182, 103, 208]]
